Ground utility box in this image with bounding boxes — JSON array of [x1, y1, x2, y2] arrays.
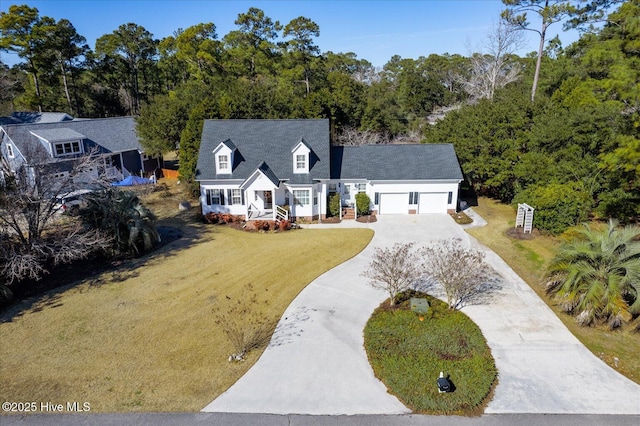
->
[[410, 297, 430, 314]]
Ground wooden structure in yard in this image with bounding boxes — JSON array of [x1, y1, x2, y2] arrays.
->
[[516, 203, 535, 233]]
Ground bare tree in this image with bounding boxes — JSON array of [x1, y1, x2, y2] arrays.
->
[[458, 20, 523, 101], [420, 238, 495, 310], [361, 242, 423, 306], [0, 146, 112, 283], [334, 125, 389, 146]]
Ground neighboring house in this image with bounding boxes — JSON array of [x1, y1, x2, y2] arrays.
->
[[196, 119, 463, 221], [0, 115, 162, 186]]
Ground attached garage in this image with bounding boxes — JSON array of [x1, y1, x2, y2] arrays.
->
[[379, 193, 409, 214], [418, 192, 448, 214]]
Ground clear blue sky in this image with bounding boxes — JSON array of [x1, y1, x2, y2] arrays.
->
[[1, 0, 581, 67]]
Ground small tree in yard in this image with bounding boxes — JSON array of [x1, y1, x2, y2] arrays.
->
[[362, 242, 423, 306], [213, 284, 279, 361], [421, 238, 494, 310]]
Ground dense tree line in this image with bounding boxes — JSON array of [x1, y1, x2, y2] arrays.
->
[[2, 2, 638, 232], [427, 0, 640, 233]]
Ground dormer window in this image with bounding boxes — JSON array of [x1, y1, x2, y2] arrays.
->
[[219, 154, 229, 170], [213, 139, 236, 175], [291, 139, 311, 174], [296, 155, 306, 171], [54, 141, 82, 157]]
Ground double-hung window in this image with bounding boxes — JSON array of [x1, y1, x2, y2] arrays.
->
[[206, 189, 224, 205], [218, 155, 228, 170], [293, 189, 309, 206], [296, 155, 306, 170], [356, 183, 366, 193], [231, 189, 242, 205]]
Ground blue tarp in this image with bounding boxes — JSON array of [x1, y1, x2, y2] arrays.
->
[[112, 176, 154, 186]]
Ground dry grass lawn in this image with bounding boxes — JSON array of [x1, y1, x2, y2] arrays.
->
[[466, 197, 640, 384], [1, 192, 373, 412]]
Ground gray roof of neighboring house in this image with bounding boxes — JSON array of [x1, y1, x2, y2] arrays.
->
[[196, 119, 331, 184], [1, 117, 142, 160], [4, 112, 74, 124], [330, 144, 463, 181]]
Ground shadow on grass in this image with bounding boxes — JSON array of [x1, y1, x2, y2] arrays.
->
[[0, 207, 212, 323], [415, 273, 504, 309]]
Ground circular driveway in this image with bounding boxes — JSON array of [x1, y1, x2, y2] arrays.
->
[[202, 214, 640, 415]]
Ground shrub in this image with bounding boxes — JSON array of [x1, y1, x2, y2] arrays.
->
[[513, 182, 592, 235], [213, 284, 279, 361], [278, 219, 291, 231], [355, 193, 371, 215], [328, 193, 341, 217]]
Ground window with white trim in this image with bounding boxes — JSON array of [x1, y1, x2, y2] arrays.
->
[[218, 155, 228, 170], [328, 183, 337, 193], [356, 183, 366, 193], [296, 154, 306, 170], [293, 189, 309, 206], [54, 141, 82, 157], [232, 189, 242, 205], [206, 189, 224, 205], [409, 192, 419, 204], [6, 144, 14, 158], [313, 190, 318, 205]]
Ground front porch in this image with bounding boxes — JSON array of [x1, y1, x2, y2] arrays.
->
[[247, 204, 289, 221]]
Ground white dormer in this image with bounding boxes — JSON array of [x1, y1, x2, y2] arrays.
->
[[213, 139, 236, 174], [291, 139, 311, 174]]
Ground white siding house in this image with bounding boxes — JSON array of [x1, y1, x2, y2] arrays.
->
[[195, 119, 463, 221]]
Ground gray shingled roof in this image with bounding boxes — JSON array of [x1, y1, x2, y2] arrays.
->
[[1, 117, 142, 159], [330, 144, 463, 181], [10, 112, 74, 124], [196, 119, 331, 183], [31, 128, 86, 142]]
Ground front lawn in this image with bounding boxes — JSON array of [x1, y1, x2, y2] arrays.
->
[[364, 292, 497, 415], [0, 225, 373, 412], [466, 197, 640, 384]]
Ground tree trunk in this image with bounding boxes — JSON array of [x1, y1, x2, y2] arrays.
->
[[29, 58, 42, 112], [59, 58, 73, 111], [531, 22, 548, 103]]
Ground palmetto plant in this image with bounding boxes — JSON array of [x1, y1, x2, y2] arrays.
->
[[545, 220, 640, 329], [81, 188, 160, 256]]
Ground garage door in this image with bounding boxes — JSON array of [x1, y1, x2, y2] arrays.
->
[[379, 193, 409, 214], [418, 192, 447, 214]]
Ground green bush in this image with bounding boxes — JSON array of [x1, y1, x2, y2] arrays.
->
[[513, 182, 592, 235], [328, 193, 341, 217], [355, 193, 371, 215], [364, 291, 496, 415]]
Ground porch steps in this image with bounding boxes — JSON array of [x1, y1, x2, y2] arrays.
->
[[342, 207, 356, 220]]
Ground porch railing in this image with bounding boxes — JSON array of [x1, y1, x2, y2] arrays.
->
[[276, 205, 289, 221]]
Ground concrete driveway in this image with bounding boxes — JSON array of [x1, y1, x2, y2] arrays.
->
[[202, 214, 640, 415]]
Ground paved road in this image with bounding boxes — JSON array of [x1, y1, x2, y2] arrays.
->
[[3, 413, 640, 426], [203, 214, 640, 415]]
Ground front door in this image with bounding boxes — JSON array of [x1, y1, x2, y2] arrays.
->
[[263, 190, 272, 209], [342, 184, 352, 206]]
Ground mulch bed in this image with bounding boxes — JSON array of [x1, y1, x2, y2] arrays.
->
[[356, 215, 377, 223], [505, 226, 540, 240]]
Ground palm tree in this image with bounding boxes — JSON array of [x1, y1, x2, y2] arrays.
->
[[545, 219, 640, 329], [81, 188, 159, 256]]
